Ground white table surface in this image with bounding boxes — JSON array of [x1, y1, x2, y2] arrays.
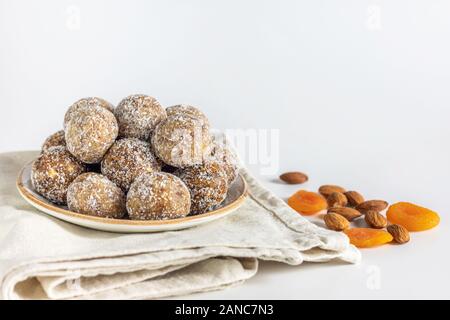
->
[[1, 0, 449, 299], [177, 170, 449, 300]]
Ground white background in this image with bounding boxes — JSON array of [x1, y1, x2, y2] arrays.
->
[[1, 0, 449, 299]]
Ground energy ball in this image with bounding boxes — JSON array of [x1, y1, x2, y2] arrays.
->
[[65, 105, 118, 164], [126, 172, 191, 220], [67, 173, 126, 219], [101, 138, 161, 191], [166, 104, 209, 128], [64, 97, 114, 129], [115, 94, 167, 140], [151, 114, 212, 168], [208, 142, 239, 185], [31, 146, 86, 205], [175, 162, 228, 215], [41, 130, 66, 153]]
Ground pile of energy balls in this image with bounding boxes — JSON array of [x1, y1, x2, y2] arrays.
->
[[31, 95, 238, 220]]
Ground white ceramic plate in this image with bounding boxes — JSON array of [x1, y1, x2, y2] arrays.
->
[[16, 162, 248, 233]]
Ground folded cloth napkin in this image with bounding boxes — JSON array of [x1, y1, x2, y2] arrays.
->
[[0, 151, 360, 300]]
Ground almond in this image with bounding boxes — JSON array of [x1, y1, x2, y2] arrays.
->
[[328, 207, 362, 221], [356, 200, 388, 214], [327, 192, 348, 208], [318, 185, 346, 198], [279, 172, 308, 184], [365, 210, 387, 229], [324, 213, 349, 231], [344, 191, 365, 207], [387, 224, 410, 244]]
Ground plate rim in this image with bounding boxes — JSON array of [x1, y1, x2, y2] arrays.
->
[[16, 161, 248, 227]]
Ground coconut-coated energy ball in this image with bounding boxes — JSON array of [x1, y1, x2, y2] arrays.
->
[[166, 104, 209, 128], [175, 161, 228, 215], [126, 172, 191, 220], [63, 97, 114, 129], [208, 142, 239, 185], [67, 173, 126, 219], [31, 146, 86, 204], [101, 138, 161, 191], [41, 130, 66, 153], [151, 114, 212, 168], [115, 94, 167, 140], [65, 105, 118, 164]]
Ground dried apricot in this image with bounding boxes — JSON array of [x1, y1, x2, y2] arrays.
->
[[386, 202, 440, 232], [287, 190, 328, 216], [344, 228, 393, 248]]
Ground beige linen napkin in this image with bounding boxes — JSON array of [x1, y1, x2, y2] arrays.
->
[[0, 151, 360, 300]]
